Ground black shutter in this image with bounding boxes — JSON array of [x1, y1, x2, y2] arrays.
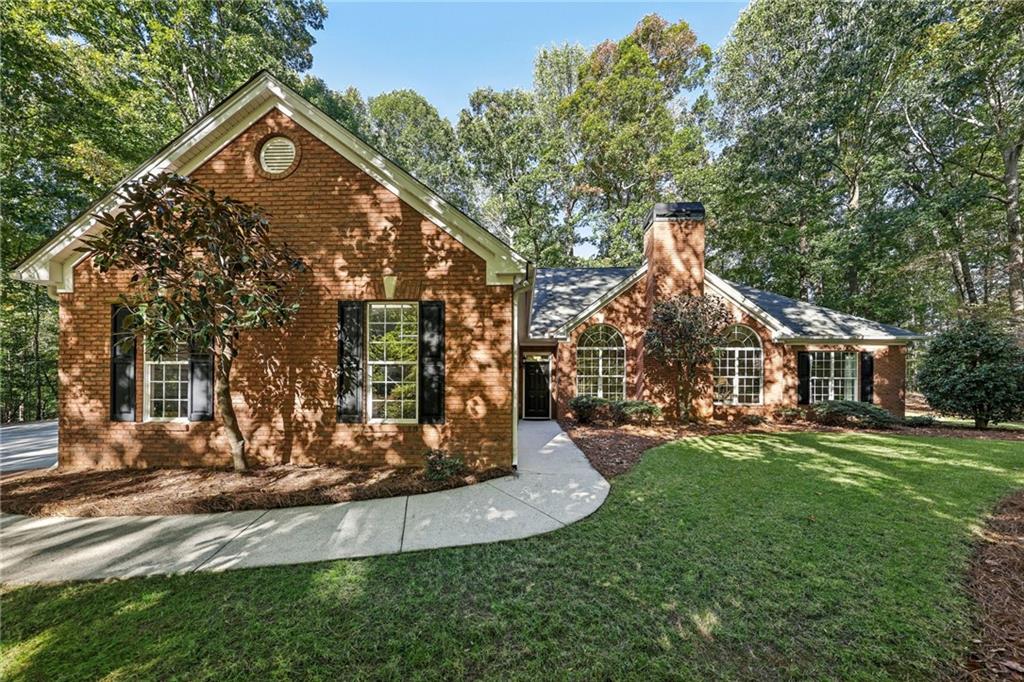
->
[[797, 351, 811, 405], [419, 301, 445, 424], [110, 305, 136, 421], [338, 301, 365, 423], [860, 351, 874, 403], [188, 345, 214, 421]]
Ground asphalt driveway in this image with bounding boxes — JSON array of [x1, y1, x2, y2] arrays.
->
[[0, 420, 58, 473]]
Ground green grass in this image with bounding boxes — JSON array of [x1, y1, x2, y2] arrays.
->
[[2, 434, 1022, 681]]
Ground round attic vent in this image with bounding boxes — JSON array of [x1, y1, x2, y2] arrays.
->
[[259, 136, 296, 175]]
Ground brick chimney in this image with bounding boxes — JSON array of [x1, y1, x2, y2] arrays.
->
[[639, 202, 711, 421], [643, 202, 706, 314]]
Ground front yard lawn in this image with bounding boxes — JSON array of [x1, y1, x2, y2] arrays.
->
[[2, 433, 1022, 680]]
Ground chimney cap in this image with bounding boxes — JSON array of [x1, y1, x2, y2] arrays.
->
[[644, 202, 705, 230]]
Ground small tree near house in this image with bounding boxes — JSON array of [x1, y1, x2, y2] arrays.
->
[[644, 293, 732, 422], [916, 317, 1024, 429], [83, 173, 306, 471]]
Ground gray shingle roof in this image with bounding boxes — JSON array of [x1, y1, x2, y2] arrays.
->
[[529, 267, 639, 338], [528, 267, 920, 341], [722, 279, 920, 340]]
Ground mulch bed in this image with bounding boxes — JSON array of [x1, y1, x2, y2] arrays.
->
[[562, 419, 1023, 479], [0, 464, 511, 517], [959, 489, 1024, 680]]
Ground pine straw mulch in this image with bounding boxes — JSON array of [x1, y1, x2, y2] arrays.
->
[[0, 464, 511, 518], [561, 419, 1023, 479], [959, 489, 1024, 680]]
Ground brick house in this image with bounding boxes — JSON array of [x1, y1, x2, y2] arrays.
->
[[12, 72, 920, 471]]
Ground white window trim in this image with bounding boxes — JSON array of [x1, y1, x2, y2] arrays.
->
[[143, 342, 190, 422], [808, 351, 859, 403], [714, 325, 764, 405], [575, 325, 626, 401], [366, 302, 419, 425]]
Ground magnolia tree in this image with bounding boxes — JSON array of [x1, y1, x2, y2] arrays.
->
[[916, 318, 1024, 429], [83, 173, 306, 471], [644, 293, 732, 421]]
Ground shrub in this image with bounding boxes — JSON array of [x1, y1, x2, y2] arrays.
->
[[424, 450, 465, 481], [739, 413, 766, 426], [610, 400, 662, 425], [775, 407, 803, 424], [903, 415, 936, 428], [569, 395, 612, 424], [916, 318, 1024, 429], [808, 400, 901, 429]]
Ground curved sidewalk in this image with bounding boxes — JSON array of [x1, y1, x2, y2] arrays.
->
[[0, 421, 609, 585]]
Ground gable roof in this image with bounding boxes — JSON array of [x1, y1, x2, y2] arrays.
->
[[530, 266, 922, 343], [529, 267, 640, 338], [12, 71, 526, 292], [719, 279, 922, 342]]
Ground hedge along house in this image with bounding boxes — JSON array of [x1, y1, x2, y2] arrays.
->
[[13, 72, 920, 472]]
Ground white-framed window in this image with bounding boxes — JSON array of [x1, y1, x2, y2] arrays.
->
[[144, 344, 190, 420], [809, 351, 858, 402], [576, 324, 626, 401], [714, 324, 763, 405], [367, 302, 418, 422]]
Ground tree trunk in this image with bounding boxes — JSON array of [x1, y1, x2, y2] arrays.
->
[[216, 344, 247, 472], [974, 416, 989, 430], [1004, 142, 1023, 316]]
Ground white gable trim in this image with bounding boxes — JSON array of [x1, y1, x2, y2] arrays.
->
[[704, 271, 794, 339], [13, 72, 525, 291]]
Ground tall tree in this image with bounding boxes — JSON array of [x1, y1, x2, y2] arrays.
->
[[901, 0, 1024, 318], [368, 90, 474, 211], [564, 14, 712, 264]]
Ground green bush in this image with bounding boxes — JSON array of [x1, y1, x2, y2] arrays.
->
[[610, 400, 662, 425], [916, 318, 1024, 429], [424, 450, 465, 481], [808, 401, 901, 429], [903, 415, 936, 428], [775, 407, 803, 424], [568, 396, 612, 424]]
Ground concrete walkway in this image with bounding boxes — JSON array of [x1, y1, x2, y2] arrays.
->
[[0, 421, 608, 584]]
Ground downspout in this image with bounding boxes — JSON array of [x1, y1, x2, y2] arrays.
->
[[510, 264, 534, 471]]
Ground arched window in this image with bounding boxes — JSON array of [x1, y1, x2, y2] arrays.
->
[[714, 325, 763, 405], [576, 325, 625, 400]]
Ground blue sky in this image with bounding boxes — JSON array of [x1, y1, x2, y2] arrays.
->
[[310, 2, 749, 122]]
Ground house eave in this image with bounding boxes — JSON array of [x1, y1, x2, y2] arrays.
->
[[777, 335, 924, 345]]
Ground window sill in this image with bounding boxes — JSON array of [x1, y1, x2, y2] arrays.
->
[[137, 420, 190, 432]]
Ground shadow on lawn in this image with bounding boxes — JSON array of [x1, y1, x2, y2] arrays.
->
[[2, 434, 1023, 680]]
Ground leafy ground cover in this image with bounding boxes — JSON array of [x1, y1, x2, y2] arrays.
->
[[2, 433, 1021, 680]]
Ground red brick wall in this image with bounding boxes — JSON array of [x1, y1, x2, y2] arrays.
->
[[550, 285, 908, 421], [59, 109, 514, 470]]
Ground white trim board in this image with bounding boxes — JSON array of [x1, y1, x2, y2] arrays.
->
[[12, 71, 526, 292]]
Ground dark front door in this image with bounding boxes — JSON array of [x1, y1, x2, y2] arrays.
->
[[523, 361, 551, 419]]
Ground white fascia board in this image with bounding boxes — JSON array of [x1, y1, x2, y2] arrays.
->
[[546, 264, 649, 340], [14, 72, 525, 290], [704, 271, 793, 339], [777, 335, 924, 345]]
